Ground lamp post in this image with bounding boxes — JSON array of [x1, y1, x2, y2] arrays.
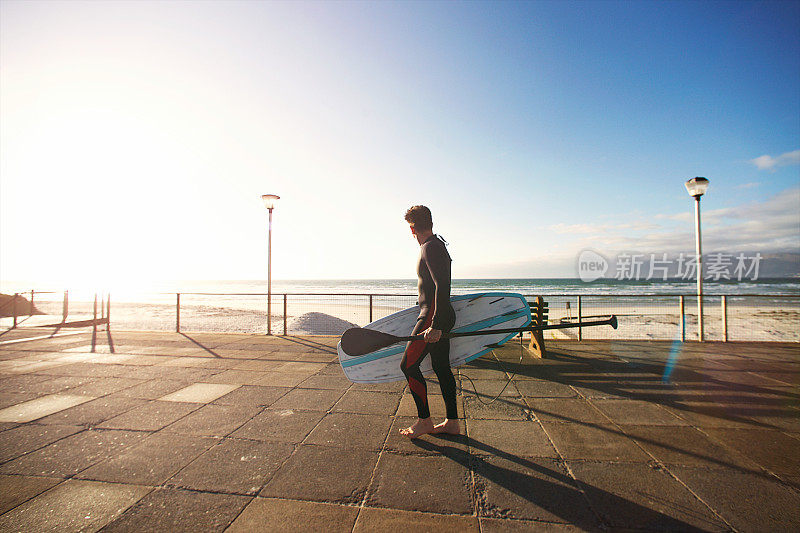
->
[[262, 194, 280, 335], [685, 177, 709, 342]]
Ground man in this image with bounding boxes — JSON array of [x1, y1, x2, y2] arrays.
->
[[400, 205, 459, 438]]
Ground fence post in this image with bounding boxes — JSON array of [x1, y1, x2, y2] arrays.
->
[[283, 294, 287, 335], [577, 296, 582, 341], [106, 294, 111, 330], [30, 290, 34, 317], [680, 295, 685, 342], [722, 295, 727, 342], [63, 290, 69, 323], [176, 294, 181, 333], [369, 295, 373, 323], [93, 293, 98, 337], [12, 293, 18, 328]]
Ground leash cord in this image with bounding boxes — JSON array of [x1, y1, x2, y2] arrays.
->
[[459, 335, 526, 406]]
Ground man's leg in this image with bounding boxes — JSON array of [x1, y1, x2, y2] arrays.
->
[[400, 316, 434, 438], [431, 313, 460, 435]]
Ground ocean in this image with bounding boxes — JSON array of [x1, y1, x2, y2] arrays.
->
[[2, 277, 799, 302]]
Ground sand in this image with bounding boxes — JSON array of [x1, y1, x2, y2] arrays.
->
[[2, 296, 797, 342]]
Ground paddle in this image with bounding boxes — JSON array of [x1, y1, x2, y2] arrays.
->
[[340, 315, 618, 356]]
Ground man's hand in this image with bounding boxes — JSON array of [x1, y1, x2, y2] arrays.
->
[[423, 327, 442, 343]]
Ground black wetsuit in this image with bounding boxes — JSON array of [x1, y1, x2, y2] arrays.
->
[[400, 234, 458, 420]]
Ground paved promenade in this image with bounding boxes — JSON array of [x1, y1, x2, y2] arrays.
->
[[0, 328, 798, 532]]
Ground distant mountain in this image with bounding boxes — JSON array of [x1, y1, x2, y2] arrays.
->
[[758, 253, 800, 278]]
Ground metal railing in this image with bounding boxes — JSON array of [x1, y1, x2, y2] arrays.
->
[[3, 291, 798, 342], [1, 290, 110, 333]]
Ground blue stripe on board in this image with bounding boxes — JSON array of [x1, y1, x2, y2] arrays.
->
[[340, 306, 531, 369]]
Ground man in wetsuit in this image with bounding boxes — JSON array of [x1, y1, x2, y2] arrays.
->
[[400, 205, 460, 439]]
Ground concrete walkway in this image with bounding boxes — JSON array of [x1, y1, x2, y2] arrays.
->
[[0, 328, 797, 532]]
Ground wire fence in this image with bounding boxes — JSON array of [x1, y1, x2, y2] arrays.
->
[[2, 291, 798, 342]]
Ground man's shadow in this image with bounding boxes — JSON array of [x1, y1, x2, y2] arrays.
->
[[410, 434, 719, 532]]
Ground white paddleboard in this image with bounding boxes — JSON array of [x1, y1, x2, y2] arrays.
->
[[337, 292, 531, 383]]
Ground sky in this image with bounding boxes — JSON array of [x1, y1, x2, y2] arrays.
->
[[1, 0, 798, 290]]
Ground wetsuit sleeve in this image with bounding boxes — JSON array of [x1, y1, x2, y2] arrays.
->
[[423, 241, 452, 330]]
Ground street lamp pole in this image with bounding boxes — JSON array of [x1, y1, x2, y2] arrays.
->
[[262, 194, 280, 335], [685, 177, 709, 342]]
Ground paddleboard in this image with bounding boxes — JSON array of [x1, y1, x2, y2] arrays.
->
[[337, 292, 530, 383]]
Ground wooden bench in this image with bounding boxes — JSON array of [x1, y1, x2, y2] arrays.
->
[[527, 296, 548, 358]]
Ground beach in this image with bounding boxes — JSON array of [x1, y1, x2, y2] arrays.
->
[[3, 292, 798, 342]]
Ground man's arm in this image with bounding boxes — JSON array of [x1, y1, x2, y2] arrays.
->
[[423, 240, 452, 331]]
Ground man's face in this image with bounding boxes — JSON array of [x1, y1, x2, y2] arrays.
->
[[409, 224, 417, 238]]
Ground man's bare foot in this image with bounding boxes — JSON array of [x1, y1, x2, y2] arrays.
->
[[400, 417, 435, 439], [432, 418, 460, 435]]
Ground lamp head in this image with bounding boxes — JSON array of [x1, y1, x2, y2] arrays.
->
[[685, 177, 709, 198], [261, 194, 280, 210]]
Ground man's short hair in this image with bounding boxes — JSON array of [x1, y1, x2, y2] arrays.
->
[[404, 205, 433, 231]]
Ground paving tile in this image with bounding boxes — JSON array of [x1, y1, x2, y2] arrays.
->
[[304, 413, 392, 450], [664, 402, 767, 429], [0, 474, 63, 514], [479, 517, 586, 532], [157, 356, 231, 368], [332, 390, 401, 415], [589, 399, 687, 426], [211, 384, 289, 407], [261, 444, 377, 503], [349, 379, 407, 392], [669, 466, 800, 532], [0, 394, 94, 423], [101, 487, 250, 532], [97, 400, 202, 431], [0, 423, 83, 463], [385, 416, 469, 456], [367, 451, 473, 514], [397, 391, 464, 418], [227, 497, 358, 533], [568, 461, 727, 531], [77, 433, 219, 485], [230, 408, 325, 444], [355, 507, 480, 532], [35, 396, 148, 426], [204, 369, 271, 385], [702, 427, 800, 475], [108, 379, 190, 400], [0, 429, 148, 477], [467, 419, 558, 458], [158, 383, 240, 403], [63, 377, 145, 397], [0, 392, 42, 409], [541, 422, 651, 462], [527, 398, 610, 424], [0, 359, 70, 374], [0, 479, 150, 532], [472, 455, 597, 527], [269, 387, 345, 412], [162, 403, 261, 436], [622, 425, 760, 469], [746, 410, 800, 432], [253, 372, 309, 387], [121, 366, 218, 382], [461, 379, 522, 399], [514, 380, 578, 398], [298, 373, 353, 389], [463, 394, 529, 420], [168, 438, 294, 495]]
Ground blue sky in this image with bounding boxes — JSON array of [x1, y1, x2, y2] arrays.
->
[[1, 0, 798, 288]]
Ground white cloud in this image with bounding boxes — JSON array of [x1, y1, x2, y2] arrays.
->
[[736, 182, 760, 189], [750, 149, 800, 171]]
